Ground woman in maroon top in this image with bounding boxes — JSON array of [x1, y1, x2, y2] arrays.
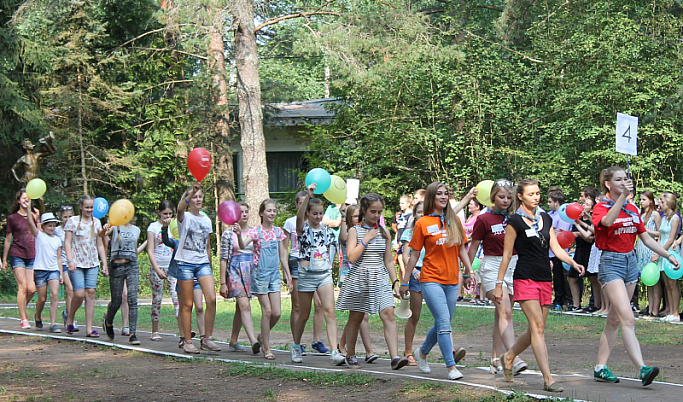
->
[[468, 180, 527, 376], [592, 166, 679, 386], [1, 189, 38, 329]]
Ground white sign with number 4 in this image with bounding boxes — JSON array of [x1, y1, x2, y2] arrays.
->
[[616, 113, 638, 156]]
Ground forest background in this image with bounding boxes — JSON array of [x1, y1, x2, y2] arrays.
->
[[1, 0, 682, 228]]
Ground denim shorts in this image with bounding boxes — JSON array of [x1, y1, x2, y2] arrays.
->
[[297, 267, 333, 292], [69, 266, 99, 291], [409, 270, 422, 292], [61, 264, 69, 274], [9, 256, 34, 269], [599, 250, 639, 287], [175, 262, 213, 282], [251, 266, 281, 295], [34, 270, 60, 287], [288, 257, 300, 280]]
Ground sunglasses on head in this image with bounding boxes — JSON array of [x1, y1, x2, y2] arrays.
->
[[60, 206, 73, 211], [495, 179, 514, 187]]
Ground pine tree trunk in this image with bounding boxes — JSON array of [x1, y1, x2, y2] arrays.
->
[[233, 0, 269, 226], [208, 4, 236, 209], [77, 72, 87, 194]]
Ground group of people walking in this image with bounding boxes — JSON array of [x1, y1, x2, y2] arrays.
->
[[2, 165, 679, 393]]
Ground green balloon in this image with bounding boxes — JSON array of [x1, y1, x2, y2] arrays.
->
[[641, 262, 660, 286], [472, 257, 481, 271]]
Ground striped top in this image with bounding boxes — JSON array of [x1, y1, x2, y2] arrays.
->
[[335, 225, 394, 314]]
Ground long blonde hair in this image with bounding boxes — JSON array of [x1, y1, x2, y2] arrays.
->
[[424, 182, 464, 247]]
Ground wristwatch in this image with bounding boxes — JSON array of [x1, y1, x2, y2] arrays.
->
[[495, 280, 504, 285]]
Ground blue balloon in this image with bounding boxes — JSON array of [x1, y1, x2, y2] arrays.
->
[[562, 253, 574, 271], [305, 168, 331, 194], [664, 250, 683, 280], [559, 203, 573, 223], [93, 197, 109, 219]]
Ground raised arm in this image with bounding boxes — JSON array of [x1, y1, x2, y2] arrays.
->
[[177, 182, 201, 224], [451, 187, 478, 215], [27, 200, 39, 237], [296, 184, 315, 236]]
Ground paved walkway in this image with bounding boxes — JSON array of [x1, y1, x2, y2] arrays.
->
[[0, 313, 678, 401]]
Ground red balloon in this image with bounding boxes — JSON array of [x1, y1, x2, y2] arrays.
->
[[566, 202, 583, 221], [557, 230, 575, 249], [187, 147, 212, 181]]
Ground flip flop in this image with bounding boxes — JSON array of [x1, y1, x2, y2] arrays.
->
[[501, 352, 513, 382], [86, 330, 100, 338], [264, 351, 276, 360]]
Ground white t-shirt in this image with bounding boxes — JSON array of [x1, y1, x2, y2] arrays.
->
[[283, 216, 300, 259], [64, 216, 103, 268], [34, 231, 62, 271], [147, 221, 173, 268], [175, 212, 212, 264]]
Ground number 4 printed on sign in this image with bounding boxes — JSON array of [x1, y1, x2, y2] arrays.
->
[[616, 113, 638, 156]]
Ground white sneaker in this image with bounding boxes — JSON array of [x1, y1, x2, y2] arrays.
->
[[414, 347, 431, 373], [448, 367, 464, 380], [662, 314, 681, 323], [331, 349, 346, 366], [291, 344, 303, 363]]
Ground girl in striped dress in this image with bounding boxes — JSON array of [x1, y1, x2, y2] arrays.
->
[[336, 193, 408, 370]]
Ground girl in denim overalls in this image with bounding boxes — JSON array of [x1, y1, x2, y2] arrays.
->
[[243, 199, 292, 360]]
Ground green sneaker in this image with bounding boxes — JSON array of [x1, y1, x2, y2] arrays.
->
[[640, 366, 659, 386], [594, 366, 620, 383]]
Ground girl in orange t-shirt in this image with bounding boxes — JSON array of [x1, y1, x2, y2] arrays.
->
[[400, 181, 474, 380]]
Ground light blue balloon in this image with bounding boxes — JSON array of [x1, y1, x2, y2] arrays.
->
[[559, 203, 573, 223], [93, 197, 109, 219], [305, 168, 331, 194], [664, 250, 683, 280]]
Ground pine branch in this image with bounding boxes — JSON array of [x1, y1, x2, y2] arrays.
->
[[131, 47, 208, 60], [254, 11, 341, 34], [144, 80, 195, 91]]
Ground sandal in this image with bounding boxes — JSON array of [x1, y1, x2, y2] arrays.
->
[[501, 352, 513, 382], [490, 358, 502, 375], [86, 330, 100, 338], [151, 332, 162, 341], [264, 351, 276, 360]]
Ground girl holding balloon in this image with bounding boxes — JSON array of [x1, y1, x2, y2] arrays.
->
[[290, 183, 345, 365], [175, 182, 220, 353], [147, 200, 179, 341], [652, 192, 680, 323], [592, 167, 679, 386], [218, 201, 259, 352], [491, 179, 583, 392], [2, 189, 37, 329], [101, 216, 142, 344], [63, 195, 108, 337], [635, 191, 661, 317], [467, 180, 527, 376], [243, 199, 293, 360]]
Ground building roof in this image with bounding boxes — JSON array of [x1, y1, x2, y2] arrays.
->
[[264, 98, 341, 127]]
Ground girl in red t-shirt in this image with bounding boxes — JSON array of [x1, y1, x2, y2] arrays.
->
[[591, 167, 679, 386]]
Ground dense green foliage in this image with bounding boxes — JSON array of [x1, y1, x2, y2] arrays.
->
[[0, 0, 682, 223]]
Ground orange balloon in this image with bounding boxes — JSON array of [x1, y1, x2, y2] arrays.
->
[[109, 199, 135, 226]]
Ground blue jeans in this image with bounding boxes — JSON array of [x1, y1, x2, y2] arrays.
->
[[420, 282, 459, 368]]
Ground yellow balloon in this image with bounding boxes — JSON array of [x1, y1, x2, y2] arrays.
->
[[170, 218, 179, 239], [109, 199, 135, 226], [476, 180, 495, 207], [324, 175, 347, 204], [26, 178, 46, 199]]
